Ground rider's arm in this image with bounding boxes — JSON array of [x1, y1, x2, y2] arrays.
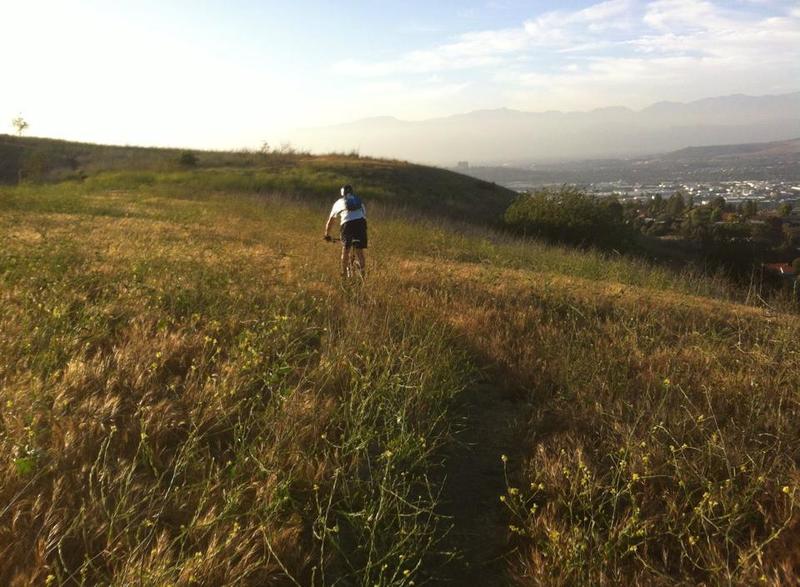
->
[[325, 200, 341, 238]]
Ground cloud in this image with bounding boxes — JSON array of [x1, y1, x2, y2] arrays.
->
[[332, 27, 527, 76], [631, 3, 800, 66], [499, 36, 798, 111], [329, 0, 800, 115], [334, 0, 800, 75], [333, 0, 635, 76], [524, 0, 634, 35], [578, 0, 634, 20], [642, 0, 724, 30]]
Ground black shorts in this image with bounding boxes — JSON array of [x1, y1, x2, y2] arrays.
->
[[341, 218, 368, 249]]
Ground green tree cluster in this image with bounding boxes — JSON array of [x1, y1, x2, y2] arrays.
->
[[504, 185, 635, 250]]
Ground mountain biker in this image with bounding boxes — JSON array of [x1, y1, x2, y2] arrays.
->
[[324, 184, 367, 277]]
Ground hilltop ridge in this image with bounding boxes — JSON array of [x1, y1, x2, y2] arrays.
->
[[662, 137, 800, 160], [0, 133, 516, 225]]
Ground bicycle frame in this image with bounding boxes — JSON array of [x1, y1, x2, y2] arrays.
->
[[325, 237, 364, 278]]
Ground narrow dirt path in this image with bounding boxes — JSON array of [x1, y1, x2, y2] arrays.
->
[[434, 382, 529, 585]]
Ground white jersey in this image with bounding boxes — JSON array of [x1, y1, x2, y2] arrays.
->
[[329, 197, 366, 225]]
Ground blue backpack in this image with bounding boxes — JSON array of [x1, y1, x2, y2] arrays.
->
[[345, 193, 363, 211]]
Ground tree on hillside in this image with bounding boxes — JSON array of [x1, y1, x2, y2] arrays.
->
[[11, 115, 28, 136], [781, 224, 799, 251], [778, 202, 793, 218], [750, 217, 783, 245], [666, 192, 685, 217], [710, 196, 726, 211], [648, 193, 664, 215], [504, 185, 635, 250], [739, 199, 758, 219], [683, 206, 712, 241]]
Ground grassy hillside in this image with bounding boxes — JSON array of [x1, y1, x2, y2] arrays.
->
[[1, 146, 799, 584], [0, 134, 514, 225]]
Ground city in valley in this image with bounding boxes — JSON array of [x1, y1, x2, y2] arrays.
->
[[456, 136, 800, 212], [456, 139, 800, 285], [585, 180, 800, 210]]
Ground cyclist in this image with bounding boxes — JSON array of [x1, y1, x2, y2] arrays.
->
[[324, 184, 367, 277]]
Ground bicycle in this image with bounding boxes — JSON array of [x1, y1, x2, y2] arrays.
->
[[324, 236, 365, 279]]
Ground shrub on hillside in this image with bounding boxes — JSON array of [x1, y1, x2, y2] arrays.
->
[[178, 151, 198, 167], [504, 185, 635, 250]]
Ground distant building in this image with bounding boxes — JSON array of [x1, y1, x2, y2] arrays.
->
[[456, 161, 469, 170]]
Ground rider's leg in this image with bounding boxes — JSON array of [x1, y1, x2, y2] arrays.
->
[[341, 245, 352, 277], [354, 248, 366, 276]]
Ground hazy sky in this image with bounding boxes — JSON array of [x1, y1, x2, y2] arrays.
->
[[2, 0, 799, 149]]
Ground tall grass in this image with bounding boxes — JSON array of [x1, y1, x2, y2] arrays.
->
[[384, 257, 800, 584], [2, 172, 798, 584], [379, 215, 736, 302], [0, 184, 471, 585]]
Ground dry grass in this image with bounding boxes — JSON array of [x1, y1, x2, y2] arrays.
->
[[0, 186, 471, 585], [383, 258, 800, 585], [2, 175, 799, 585]]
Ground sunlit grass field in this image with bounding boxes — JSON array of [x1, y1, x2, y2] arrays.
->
[[1, 182, 477, 585], [1, 167, 798, 585], [394, 258, 799, 585]]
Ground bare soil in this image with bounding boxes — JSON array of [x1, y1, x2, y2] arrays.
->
[[433, 383, 529, 586]]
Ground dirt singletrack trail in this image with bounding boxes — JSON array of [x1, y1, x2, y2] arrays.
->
[[435, 383, 530, 585]]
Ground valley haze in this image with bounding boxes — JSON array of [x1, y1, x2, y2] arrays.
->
[[291, 91, 800, 166]]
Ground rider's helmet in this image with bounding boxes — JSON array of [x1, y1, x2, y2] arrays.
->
[[340, 184, 353, 197]]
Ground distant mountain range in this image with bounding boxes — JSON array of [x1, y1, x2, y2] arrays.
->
[[291, 92, 800, 165], [456, 137, 800, 186]]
